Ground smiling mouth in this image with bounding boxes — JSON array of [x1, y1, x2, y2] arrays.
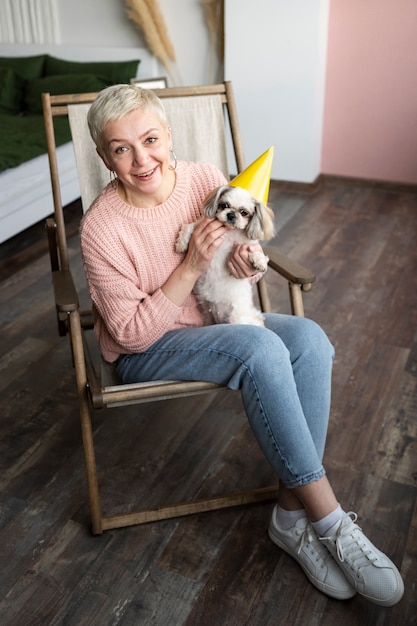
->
[[135, 168, 155, 179]]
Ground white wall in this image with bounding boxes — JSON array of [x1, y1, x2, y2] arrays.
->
[[56, 0, 139, 48], [56, 0, 212, 86], [225, 0, 329, 183]]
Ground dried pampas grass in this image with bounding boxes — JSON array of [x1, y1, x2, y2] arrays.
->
[[202, 0, 224, 83], [125, 0, 181, 85]]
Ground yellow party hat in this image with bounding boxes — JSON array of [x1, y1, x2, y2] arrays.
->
[[229, 146, 274, 205]]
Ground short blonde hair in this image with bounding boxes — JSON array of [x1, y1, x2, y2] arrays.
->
[[87, 84, 168, 148]]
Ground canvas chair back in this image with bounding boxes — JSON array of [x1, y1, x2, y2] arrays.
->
[[68, 94, 230, 214]]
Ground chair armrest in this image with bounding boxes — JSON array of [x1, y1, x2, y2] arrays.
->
[[52, 269, 79, 312], [264, 246, 315, 287]]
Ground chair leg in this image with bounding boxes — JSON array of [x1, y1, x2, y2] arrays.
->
[[288, 282, 305, 317], [79, 388, 103, 535], [69, 309, 103, 535], [257, 277, 271, 313]]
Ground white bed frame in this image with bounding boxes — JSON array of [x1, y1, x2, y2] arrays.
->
[[0, 44, 159, 244]]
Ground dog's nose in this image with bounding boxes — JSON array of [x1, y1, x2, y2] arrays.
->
[[226, 211, 236, 224]]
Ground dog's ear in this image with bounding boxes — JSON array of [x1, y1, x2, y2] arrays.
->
[[202, 186, 229, 218], [247, 201, 276, 240]]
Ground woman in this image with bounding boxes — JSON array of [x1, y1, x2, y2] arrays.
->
[[80, 84, 404, 606]]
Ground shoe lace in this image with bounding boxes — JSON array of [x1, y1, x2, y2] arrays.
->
[[298, 524, 332, 567], [297, 525, 313, 554], [322, 511, 378, 570]]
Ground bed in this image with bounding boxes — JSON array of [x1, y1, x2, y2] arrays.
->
[[0, 44, 159, 243]]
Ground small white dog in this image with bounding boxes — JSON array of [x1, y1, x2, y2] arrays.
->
[[175, 185, 275, 326]]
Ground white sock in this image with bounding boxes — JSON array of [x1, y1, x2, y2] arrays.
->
[[311, 504, 346, 537], [275, 505, 306, 530]]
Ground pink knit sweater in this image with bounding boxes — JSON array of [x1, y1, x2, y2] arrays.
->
[[80, 160, 227, 362]]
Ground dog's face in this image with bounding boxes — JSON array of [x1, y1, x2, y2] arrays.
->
[[202, 185, 275, 240]]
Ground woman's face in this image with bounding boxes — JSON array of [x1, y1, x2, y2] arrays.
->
[[99, 107, 172, 203]]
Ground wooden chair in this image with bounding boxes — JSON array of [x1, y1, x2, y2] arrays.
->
[[42, 82, 315, 535]]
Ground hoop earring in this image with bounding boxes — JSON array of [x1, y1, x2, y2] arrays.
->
[[169, 148, 177, 171], [109, 170, 117, 187]]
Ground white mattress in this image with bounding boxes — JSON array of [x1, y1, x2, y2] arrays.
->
[[0, 142, 80, 244]]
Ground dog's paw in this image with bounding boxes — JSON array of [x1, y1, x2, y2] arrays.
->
[[175, 236, 187, 253], [175, 224, 195, 253], [249, 252, 269, 273], [175, 226, 190, 253]]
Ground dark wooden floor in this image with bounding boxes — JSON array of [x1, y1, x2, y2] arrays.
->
[[1, 179, 417, 625]]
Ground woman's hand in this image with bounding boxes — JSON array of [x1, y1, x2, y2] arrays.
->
[[161, 218, 226, 307], [183, 218, 227, 277], [227, 243, 264, 281]]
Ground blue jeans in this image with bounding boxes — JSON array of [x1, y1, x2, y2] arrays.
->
[[116, 314, 335, 489]]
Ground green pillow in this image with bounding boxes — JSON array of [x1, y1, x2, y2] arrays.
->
[[44, 55, 139, 84], [25, 73, 109, 113], [0, 67, 25, 114], [0, 54, 46, 80]]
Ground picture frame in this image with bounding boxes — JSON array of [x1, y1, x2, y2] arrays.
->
[[130, 76, 168, 89]]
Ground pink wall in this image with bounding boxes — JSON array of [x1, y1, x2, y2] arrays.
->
[[321, 0, 417, 184]]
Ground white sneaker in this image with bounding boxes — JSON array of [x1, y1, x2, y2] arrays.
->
[[268, 505, 356, 600], [320, 512, 404, 607]]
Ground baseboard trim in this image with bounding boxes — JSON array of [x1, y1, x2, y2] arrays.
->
[[321, 174, 417, 193], [270, 174, 417, 194], [269, 176, 322, 194]]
